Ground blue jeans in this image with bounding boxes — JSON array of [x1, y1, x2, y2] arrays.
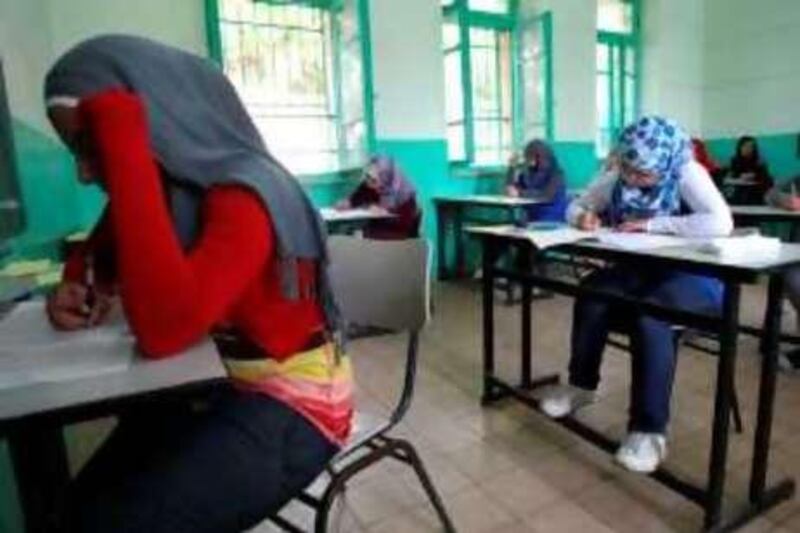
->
[[569, 268, 723, 433], [63, 387, 336, 533]]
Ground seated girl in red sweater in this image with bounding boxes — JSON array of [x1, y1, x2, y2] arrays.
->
[[336, 155, 420, 239], [43, 35, 352, 532]]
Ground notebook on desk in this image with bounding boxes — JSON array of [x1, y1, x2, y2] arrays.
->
[[473, 224, 781, 258], [0, 300, 134, 391], [486, 225, 691, 251]]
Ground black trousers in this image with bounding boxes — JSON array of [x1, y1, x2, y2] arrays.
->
[[63, 387, 336, 533]]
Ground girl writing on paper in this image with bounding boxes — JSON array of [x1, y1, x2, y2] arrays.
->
[[43, 35, 352, 532], [335, 155, 420, 239], [539, 116, 733, 473], [505, 139, 568, 223], [726, 135, 773, 205]]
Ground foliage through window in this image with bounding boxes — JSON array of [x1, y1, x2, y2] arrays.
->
[[441, 1, 552, 167], [214, 0, 373, 175]]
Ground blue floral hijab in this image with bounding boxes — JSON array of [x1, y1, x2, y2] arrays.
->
[[608, 116, 692, 224]]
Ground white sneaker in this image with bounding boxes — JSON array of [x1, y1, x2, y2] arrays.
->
[[615, 432, 667, 473], [539, 385, 596, 418]]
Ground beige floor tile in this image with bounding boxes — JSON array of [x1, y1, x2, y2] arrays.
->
[[444, 486, 520, 533], [343, 472, 430, 526], [367, 506, 442, 533], [523, 499, 617, 532], [447, 440, 521, 483], [482, 467, 563, 519]]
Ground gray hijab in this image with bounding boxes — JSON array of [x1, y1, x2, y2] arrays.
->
[[45, 34, 340, 332]]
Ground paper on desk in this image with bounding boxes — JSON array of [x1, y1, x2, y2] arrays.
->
[[0, 301, 134, 390], [320, 207, 386, 219], [696, 234, 781, 261], [0, 259, 54, 278], [595, 231, 694, 251], [509, 226, 595, 249]]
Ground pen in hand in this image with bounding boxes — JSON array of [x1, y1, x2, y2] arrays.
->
[[84, 254, 96, 326]]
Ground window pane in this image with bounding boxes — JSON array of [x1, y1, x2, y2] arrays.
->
[[468, 0, 509, 14], [470, 27, 495, 47], [597, 0, 633, 33], [624, 73, 636, 124], [596, 71, 610, 130], [339, 0, 367, 167], [220, 0, 350, 174], [596, 129, 613, 158], [470, 28, 499, 117], [518, 16, 547, 141], [447, 124, 466, 161], [474, 118, 511, 165], [597, 44, 609, 72], [444, 51, 464, 122], [442, 22, 460, 49], [498, 32, 512, 119], [625, 47, 636, 75], [221, 0, 252, 21]]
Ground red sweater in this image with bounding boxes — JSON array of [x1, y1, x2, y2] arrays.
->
[[65, 91, 325, 361]]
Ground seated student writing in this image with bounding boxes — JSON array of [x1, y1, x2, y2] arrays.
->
[[506, 139, 568, 222], [726, 135, 773, 205], [765, 177, 800, 370], [336, 155, 420, 239], [44, 35, 352, 532], [539, 116, 733, 473]]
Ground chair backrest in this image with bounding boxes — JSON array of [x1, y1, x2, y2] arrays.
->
[[327, 236, 431, 332]]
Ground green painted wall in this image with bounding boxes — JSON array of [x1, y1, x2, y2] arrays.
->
[[552, 141, 598, 188], [707, 133, 800, 183], [7, 119, 104, 261]]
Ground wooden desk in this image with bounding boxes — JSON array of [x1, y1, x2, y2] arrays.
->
[[468, 225, 800, 531], [731, 205, 800, 226], [319, 207, 394, 234], [0, 302, 226, 532], [433, 195, 546, 279]]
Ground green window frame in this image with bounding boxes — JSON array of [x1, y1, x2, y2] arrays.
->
[[205, 0, 375, 177], [596, 0, 641, 157], [442, 0, 553, 167]]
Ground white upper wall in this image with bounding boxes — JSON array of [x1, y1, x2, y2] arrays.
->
[[46, 0, 206, 59], [369, 0, 446, 140], [0, 0, 206, 134], [703, 0, 800, 137], [641, 0, 704, 135], [0, 0, 54, 129]]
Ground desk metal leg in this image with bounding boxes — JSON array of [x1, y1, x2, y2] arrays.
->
[[704, 282, 740, 530], [750, 275, 784, 501], [9, 427, 70, 533], [454, 206, 466, 278], [520, 243, 533, 389], [482, 239, 499, 404], [436, 204, 449, 280]]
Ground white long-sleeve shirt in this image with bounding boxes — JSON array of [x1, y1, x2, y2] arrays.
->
[[567, 160, 733, 238]]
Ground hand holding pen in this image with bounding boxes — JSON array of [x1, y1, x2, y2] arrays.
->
[[46, 253, 113, 330]]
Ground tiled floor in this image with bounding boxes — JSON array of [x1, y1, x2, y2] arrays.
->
[[252, 280, 800, 532], [61, 280, 800, 532]]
